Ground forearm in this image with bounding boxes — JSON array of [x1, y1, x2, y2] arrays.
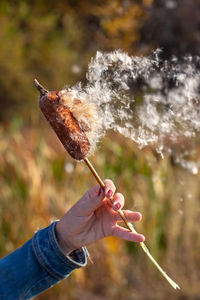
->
[[0, 222, 88, 299]]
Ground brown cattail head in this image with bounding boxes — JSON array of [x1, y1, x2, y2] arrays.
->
[[34, 79, 91, 160]]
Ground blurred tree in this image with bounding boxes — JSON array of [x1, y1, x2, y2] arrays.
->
[[140, 0, 200, 58], [0, 0, 149, 122], [0, 0, 199, 122]]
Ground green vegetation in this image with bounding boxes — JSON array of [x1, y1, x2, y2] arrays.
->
[[0, 1, 200, 299], [1, 124, 200, 299]]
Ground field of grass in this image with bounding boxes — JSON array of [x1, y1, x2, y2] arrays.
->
[[1, 121, 200, 300], [0, 1, 200, 299]]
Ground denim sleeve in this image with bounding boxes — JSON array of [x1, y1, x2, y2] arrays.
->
[[0, 222, 88, 300]]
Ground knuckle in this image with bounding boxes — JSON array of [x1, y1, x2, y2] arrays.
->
[[86, 188, 94, 200]]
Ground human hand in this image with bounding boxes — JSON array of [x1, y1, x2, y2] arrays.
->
[[56, 179, 145, 255]]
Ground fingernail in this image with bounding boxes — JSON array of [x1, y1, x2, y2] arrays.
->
[[107, 189, 113, 198], [98, 188, 102, 196], [113, 202, 121, 211]]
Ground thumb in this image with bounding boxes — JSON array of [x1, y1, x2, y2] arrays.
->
[[78, 185, 105, 216], [77, 180, 116, 216]]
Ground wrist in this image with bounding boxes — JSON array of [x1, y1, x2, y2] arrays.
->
[[55, 221, 74, 255]]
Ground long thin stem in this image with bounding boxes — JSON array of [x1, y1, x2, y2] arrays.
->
[[84, 157, 180, 290]]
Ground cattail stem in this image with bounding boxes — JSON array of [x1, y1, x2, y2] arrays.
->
[[84, 157, 180, 290]]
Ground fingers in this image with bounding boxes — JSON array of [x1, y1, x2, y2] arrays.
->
[[77, 179, 116, 216], [104, 179, 116, 198], [113, 225, 145, 243], [86, 179, 116, 200], [114, 210, 142, 223], [112, 193, 124, 211], [111, 195, 142, 225]]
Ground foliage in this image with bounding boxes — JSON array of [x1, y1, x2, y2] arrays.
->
[[141, 0, 200, 58], [1, 123, 200, 299], [0, 1, 200, 299], [2, 0, 199, 121]]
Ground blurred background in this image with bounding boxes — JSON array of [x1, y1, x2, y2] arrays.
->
[[0, 0, 200, 299]]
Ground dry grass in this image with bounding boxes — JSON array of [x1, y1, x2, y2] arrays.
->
[[0, 123, 200, 300]]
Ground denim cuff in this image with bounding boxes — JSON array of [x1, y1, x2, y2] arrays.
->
[[32, 222, 88, 280]]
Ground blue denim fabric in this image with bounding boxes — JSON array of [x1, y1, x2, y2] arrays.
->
[[0, 222, 88, 299]]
